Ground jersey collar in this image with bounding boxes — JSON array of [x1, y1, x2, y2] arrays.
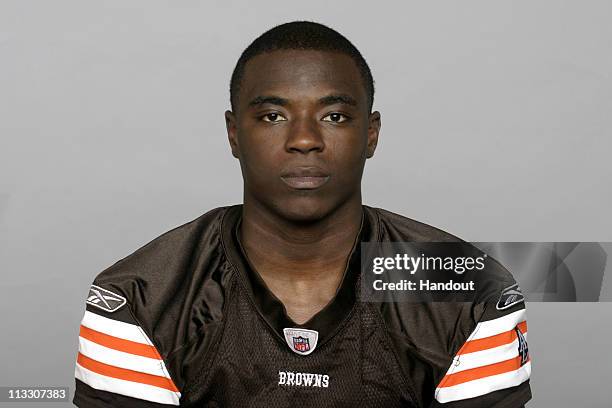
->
[[221, 204, 378, 348]]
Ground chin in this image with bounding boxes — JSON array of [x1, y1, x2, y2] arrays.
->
[[271, 196, 334, 223]]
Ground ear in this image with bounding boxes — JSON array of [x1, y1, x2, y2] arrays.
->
[[366, 111, 381, 159], [225, 110, 240, 159]]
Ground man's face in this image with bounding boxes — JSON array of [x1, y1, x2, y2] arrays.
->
[[226, 49, 380, 222]]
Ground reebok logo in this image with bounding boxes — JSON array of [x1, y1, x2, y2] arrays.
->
[[496, 283, 525, 310], [86, 285, 126, 312]]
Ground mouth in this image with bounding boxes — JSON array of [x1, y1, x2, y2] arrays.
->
[[280, 167, 331, 190]]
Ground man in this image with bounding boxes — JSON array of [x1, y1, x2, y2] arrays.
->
[[73, 21, 531, 407]]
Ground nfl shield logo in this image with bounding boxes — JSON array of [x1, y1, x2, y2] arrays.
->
[[293, 336, 310, 353], [283, 328, 318, 356]]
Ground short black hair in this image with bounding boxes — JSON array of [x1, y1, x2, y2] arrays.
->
[[230, 21, 375, 112]]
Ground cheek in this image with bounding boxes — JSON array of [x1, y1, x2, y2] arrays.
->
[[327, 135, 368, 174], [239, 134, 284, 177]]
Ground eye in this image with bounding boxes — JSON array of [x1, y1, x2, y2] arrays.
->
[[322, 112, 349, 123], [261, 112, 287, 123]]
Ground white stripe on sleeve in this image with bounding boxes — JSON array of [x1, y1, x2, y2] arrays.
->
[[81, 311, 152, 344], [78, 336, 170, 378], [451, 333, 528, 373], [435, 361, 531, 403], [470, 309, 526, 340], [75, 363, 180, 406]]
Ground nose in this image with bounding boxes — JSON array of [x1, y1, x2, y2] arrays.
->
[[285, 117, 325, 154]]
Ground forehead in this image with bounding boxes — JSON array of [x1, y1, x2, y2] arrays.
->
[[239, 50, 367, 107]]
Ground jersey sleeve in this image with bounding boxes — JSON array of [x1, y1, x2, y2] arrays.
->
[[431, 289, 532, 407], [73, 284, 181, 407]]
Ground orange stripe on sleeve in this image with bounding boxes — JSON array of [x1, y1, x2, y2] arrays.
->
[[458, 321, 527, 355], [77, 353, 179, 392], [440, 355, 531, 388], [79, 325, 161, 360]]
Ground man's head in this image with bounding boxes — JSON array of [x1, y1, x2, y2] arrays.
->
[[225, 21, 381, 222], [229, 21, 375, 114]]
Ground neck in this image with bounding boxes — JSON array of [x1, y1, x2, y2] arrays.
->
[[240, 198, 363, 273], [239, 197, 363, 324]]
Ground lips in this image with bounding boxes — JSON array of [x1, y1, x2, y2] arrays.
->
[[280, 167, 330, 190]]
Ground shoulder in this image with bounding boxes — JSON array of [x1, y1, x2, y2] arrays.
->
[[74, 206, 238, 405], [365, 206, 463, 242], [88, 205, 236, 351], [364, 207, 530, 406], [95, 205, 228, 280], [366, 205, 516, 298], [367, 205, 519, 315]]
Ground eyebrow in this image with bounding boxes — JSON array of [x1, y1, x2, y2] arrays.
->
[[247, 93, 358, 108], [318, 94, 358, 107], [248, 95, 288, 107]]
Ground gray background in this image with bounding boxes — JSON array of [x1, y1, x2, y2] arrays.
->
[[1, 1, 611, 407]]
